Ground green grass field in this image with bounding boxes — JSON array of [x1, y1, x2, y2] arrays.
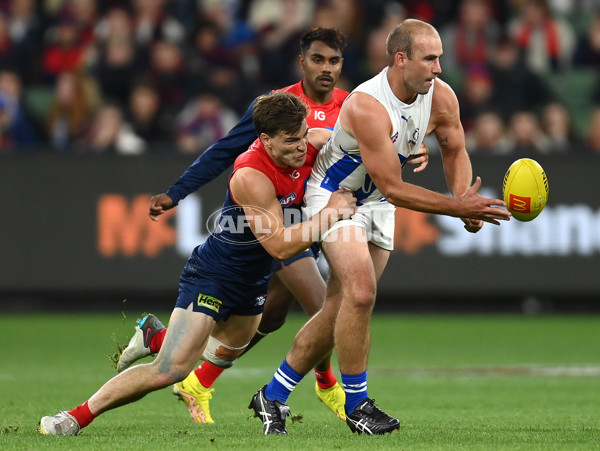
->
[[2, 312, 599, 450]]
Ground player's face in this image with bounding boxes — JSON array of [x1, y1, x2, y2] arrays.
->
[[262, 120, 309, 168], [404, 34, 443, 95], [299, 41, 343, 98]]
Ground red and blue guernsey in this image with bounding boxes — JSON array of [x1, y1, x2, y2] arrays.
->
[[175, 138, 319, 320]]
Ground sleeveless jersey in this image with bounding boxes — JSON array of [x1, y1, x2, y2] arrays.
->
[[194, 139, 319, 284], [310, 67, 434, 204], [279, 81, 348, 130]]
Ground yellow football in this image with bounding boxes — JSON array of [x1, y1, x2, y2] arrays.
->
[[502, 158, 549, 222]]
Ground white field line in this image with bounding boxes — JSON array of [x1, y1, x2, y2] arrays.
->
[[224, 365, 600, 378]]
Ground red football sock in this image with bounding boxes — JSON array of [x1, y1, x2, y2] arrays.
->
[[315, 366, 337, 390], [149, 328, 167, 354], [194, 361, 225, 388], [68, 401, 95, 428]]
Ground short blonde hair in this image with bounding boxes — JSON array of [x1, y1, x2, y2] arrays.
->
[[386, 19, 439, 66]]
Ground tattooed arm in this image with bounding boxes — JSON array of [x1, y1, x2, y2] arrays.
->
[[429, 79, 473, 199], [429, 79, 486, 232]]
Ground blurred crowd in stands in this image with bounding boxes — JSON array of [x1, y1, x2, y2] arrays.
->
[[0, 0, 598, 155]]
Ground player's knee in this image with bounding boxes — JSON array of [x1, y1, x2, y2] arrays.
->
[[147, 361, 188, 388], [349, 285, 376, 311], [202, 336, 248, 368]]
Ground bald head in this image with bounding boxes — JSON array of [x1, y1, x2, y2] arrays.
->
[[386, 19, 439, 66]]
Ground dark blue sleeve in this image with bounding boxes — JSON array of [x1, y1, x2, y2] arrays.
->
[[166, 99, 258, 205]]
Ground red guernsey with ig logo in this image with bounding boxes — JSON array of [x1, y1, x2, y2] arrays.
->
[[509, 194, 531, 213]]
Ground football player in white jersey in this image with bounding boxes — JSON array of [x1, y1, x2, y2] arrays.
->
[[250, 19, 511, 436]]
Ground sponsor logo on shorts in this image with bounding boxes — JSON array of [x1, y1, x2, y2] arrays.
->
[[197, 294, 222, 312], [255, 295, 267, 307]]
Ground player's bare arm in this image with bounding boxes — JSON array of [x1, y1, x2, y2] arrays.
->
[[343, 92, 509, 224], [229, 168, 356, 261], [428, 79, 473, 198], [428, 79, 490, 231], [307, 127, 332, 151]]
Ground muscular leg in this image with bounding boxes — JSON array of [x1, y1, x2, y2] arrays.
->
[[284, 269, 343, 374], [325, 229, 389, 375], [283, 226, 389, 375], [88, 305, 215, 416], [210, 314, 262, 355]]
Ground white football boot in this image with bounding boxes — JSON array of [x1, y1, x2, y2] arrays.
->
[[39, 411, 80, 436]]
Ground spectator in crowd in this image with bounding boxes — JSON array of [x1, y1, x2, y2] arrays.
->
[[585, 106, 600, 152], [94, 33, 141, 105], [541, 102, 580, 153], [508, 0, 576, 74], [194, 0, 259, 109], [364, 2, 407, 77], [505, 110, 552, 154], [487, 37, 555, 121], [0, 70, 39, 151], [439, 0, 503, 73], [175, 92, 238, 154], [148, 39, 190, 124], [185, 21, 254, 112], [465, 109, 511, 154], [457, 64, 494, 132], [126, 80, 171, 148], [311, 0, 363, 87], [131, 0, 186, 48], [196, 0, 258, 63], [94, 7, 133, 45], [6, 0, 40, 47], [5, 0, 43, 84], [76, 102, 145, 155], [573, 13, 600, 67], [42, 14, 87, 80], [46, 71, 97, 151], [247, 0, 314, 88], [0, 12, 20, 73], [66, 0, 99, 47]]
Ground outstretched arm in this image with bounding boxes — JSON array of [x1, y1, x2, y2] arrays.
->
[[429, 79, 490, 232], [341, 92, 509, 225]]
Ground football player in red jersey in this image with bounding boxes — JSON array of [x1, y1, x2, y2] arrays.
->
[[39, 92, 358, 437], [118, 28, 354, 423]]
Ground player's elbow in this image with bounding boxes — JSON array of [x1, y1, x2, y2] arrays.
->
[[377, 179, 402, 202]]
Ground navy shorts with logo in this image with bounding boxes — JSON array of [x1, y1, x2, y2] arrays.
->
[[175, 258, 269, 322]]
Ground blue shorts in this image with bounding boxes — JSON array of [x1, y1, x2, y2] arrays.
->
[[271, 243, 320, 272], [175, 267, 268, 322]]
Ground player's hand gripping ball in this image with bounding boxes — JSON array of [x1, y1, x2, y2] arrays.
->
[[502, 158, 549, 221]]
